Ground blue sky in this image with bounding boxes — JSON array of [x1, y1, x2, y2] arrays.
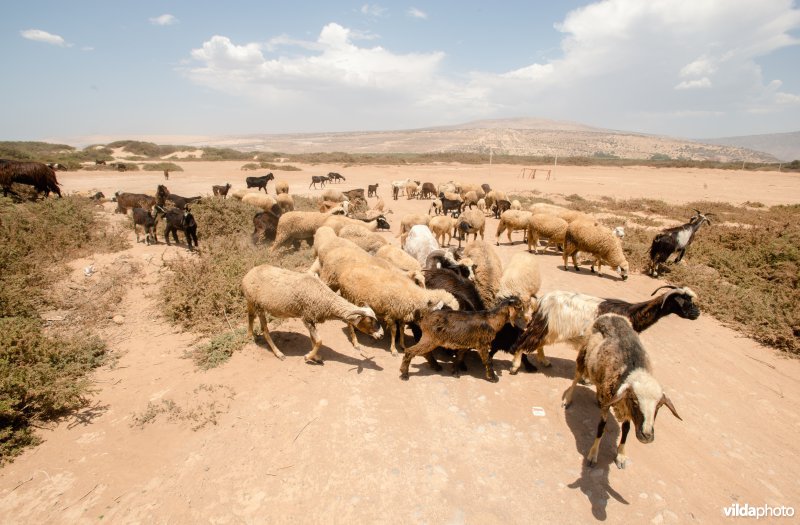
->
[[3, 1, 799, 143]]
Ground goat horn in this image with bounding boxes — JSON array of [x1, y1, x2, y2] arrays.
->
[[692, 208, 701, 214], [650, 285, 679, 296]]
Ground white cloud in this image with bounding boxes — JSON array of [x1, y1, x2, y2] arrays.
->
[[20, 29, 68, 47], [150, 14, 178, 26], [408, 7, 427, 19], [675, 77, 712, 90], [81, 46, 94, 52], [360, 4, 387, 17]]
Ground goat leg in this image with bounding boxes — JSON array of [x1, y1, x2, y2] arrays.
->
[[586, 411, 608, 467], [452, 350, 467, 377], [615, 421, 631, 469], [478, 347, 498, 382]]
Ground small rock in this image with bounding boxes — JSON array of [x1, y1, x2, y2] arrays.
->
[[112, 315, 125, 325]]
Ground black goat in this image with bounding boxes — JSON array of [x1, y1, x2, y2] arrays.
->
[[492, 199, 511, 219], [309, 175, 330, 189], [213, 183, 232, 198], [158, 205, 198, 250], [508, 286, 701, 374], [246, 173, 274, 192], [327, 172, 346, 183], [132, 207, 158, 244], [647, 210, 713, 277], [481, 183, 491, 194], [367, 184, 379, 197], [438, 192, 462, 217], [252, 204, 284, 244], [156, 185, 201, 210]]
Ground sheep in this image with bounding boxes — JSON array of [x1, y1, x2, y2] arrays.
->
[[391, 178, 411, 200], [484, 190, 506, 209], [477, 198, 487, 215], [405, 181, 419, 199], [492, 199, 511, 219], [455, 209, 486, 248], [212, 183, 232, 198], [242, 192, 278, 212], [404, 224, 441, 268], [241, 264, 383, 363], [319, 200, 344, 213], [495, 209, 532, 246], [272, 209, 343, 250], [563, 219, 630, 280], [460, 190, 479, 210], [508, 285, 701, 373], [429, 198, 442, 216], [437, 181, 458, 194], [321, 188, 346, 203], [275, 180, 289, 194], [252, 204, 284, 244], [459, 183, 481, 196], [647, 210, 712, 277], [420, 182, 436, 199], [335, 263, 458, 356], [510, 199, 522, 210], [229, 189, 249, 201], [562, 314, 682, 468], [275, 193, 294, 213], [399, 297, 523, 382], [367, 183, 379, 197], [398, 213, 432, 247], [481, 183, 491, 194], [463, 240, 503, 308], [527, 213, 568, 254], [429, 215, 457, 247], [612, 226, 625, 239], [529, 202, 588, 223], [375, 245, 425, 285], [132, 207, 158, 244], [338, 224, 389, 253], [372, 197, 385, 212], [443, 191, 462, 203], [323, 214, 385, 235], [497, 252, 541, 321]]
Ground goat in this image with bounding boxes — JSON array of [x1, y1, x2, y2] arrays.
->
[[343, 188, 365, 201], [309, 175, 330, 189], [400, 297, 523, 382], [438, 192, 462, 217], [481, 183, 491, 194], [158, 205, 198, 250], [246, 173, 274, 192], [509, 285, 701, 374], [0, 160, 62, 198], [562, 314, 682, 468], [156, 185, 201, 210], [252, 204, 284, 244], [163, 169, 169, 180], [114, 192, 155, 214], [647, 210, 713, 277], [492, 199, 511, 219], [213, 183, 232, 198], [132, 207, 158, 244], [367, 183, 379, 197], [420, 182, 436, 199], [327, 172, 346, 183]]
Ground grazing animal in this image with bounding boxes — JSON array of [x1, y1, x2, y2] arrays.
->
[[367, 184, 379, 197], [481, 183, 491, 194], [309, 175, 330, 189], [495, 210, 532, 246], [456, 209, 486, 247], [429, 215, 457, 247], [647, 210, 712, 277], [438, 193, 463, 217], [509, 285, 701, 373], [212, 183, 232, 198], [114, 192, 155, 214], [156, 185, 201, 210], [275, 180, 289, 194], [132, 207, 158, 244], [404, 225, 441, 267], [343, 188, 366, 201], [562, 219, 629, 280], [463, 240, 504, 309], [163, 169, 169, 180], [420, 182, 436, 199], [160, 206, 198, 250], [246, 173, 275, 192], [271, 208, 344, 250], [327, 172, 346, 183], [242, 264, 383, 362], [527, 214, 568, 254], [429, 198, 442, 215], [252, 204, 284, 244], [0, 161, 62, 198], [492, 199, 512, 219], [400, 297, 523, 382], [562, 314, 682, 468], [398, 214, 432, 247], [275, 193, 294, 213]]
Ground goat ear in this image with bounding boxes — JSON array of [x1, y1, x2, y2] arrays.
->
[[603, 384, 630, 409], [659, 394, 683, 421]]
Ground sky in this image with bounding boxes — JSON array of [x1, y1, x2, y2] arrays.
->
[[2, 0, 800, 143]]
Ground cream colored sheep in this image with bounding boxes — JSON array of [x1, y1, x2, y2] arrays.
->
[[321, 188, 346, 203], [372, 197, 385, 212], [464, 240, 503, 307], [319, 199, 343, 213], [495, 209, 532, 246], [477, 198, 487, 215], [336, 263, 458, 355], [456, 209, 486, 247], [428, 215, 457, 247], [242, 193, 277, 211], [429, 198, 442, 215], [527, 213, 569, 254], [323, 214, 380, 234], [241, 264, 383, 363], [230, 188, 250, 201], [338, 224, 389, 253], [275, 180, 289, 194], [437, 181, 458, 195], [272, 209, 341, 250], [528, 202, 588, 223], [563, 219, 630, 280], [375, 245, 425, 286], [484, 190, 507, 209], [497, 252, 541, 320], [405, 181, 419, 199], [461, 190, 479, 210], [510, 199, 522, 210], [398, 213, 431, 246], [443, 191, 462, 202], [275, 193, 294, 213]]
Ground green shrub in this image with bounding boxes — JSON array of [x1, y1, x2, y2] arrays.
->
[[141, 162, 183, 172], [190, 329, 249, 370]]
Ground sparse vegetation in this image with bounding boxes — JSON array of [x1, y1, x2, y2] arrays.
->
[[141, 162, 183, 172], [190, 329, 249, 370]]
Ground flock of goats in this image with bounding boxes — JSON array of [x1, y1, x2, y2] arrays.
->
[[0, 160, 715, 470]]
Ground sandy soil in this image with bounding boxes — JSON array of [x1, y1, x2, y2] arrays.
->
[[1, 162, 799, 524]]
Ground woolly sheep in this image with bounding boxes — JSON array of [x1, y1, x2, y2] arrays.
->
[[463, 240, 503, 308], [322, 188, 347, 203], [275, 193, 294, 213], [484, 190, 507, 209], [242, 193, 278, 211], [527, 213, 568, 254], [455, 209, 486, 247], [398, 213, 432, 247], [272, 209, 342, 250], [429, 198, 442, 215], [563, 219, 630, 280], [338, 224, 389, 253], [510, 199, 522, 210], [372, 197, 386, 212], [497, 252, 541, 321], [429, 215, 457, 247], [405, 181, 419, 199], [375, 244, 425, 285], [323, 214, 382, 234], [242, 264, 384, 363], [477, 198, 487, 215], [404, 224, 440, 267], [336, 263, 458, 355], [495, 209, 532, 246], [461, 190, 479, 210], [275, 180, 289, 194], [529, 202, 588, 223]]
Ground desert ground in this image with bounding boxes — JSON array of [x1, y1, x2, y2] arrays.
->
[[1, 161, 799, 524]]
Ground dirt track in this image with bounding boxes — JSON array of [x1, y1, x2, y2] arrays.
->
[[1, 162, 799, 523]]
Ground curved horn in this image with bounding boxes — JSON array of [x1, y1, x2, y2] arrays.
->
[[650, 285, 679, 296], [692, 208, 701, 214]]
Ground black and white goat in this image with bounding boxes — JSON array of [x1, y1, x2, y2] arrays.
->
[[509, 285, 701, 374], [647, 210, 712, 277]]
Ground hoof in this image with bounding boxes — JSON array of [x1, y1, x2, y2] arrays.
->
[[615, 456, 628, 469], [486, 374, 499, 383], [509, 367, 519, 376], [400, 373, 409, 381], [451, 366, 461, 378], [304, 356, 323, 365], [586, 457, 598, 468], [275, 354, 287, 361]]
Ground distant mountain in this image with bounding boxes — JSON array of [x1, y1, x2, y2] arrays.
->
[[700, 131, 800, 162]]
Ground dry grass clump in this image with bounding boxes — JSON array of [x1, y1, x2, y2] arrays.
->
[[191, 197, 256, 238]]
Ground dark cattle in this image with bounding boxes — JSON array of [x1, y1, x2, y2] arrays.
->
[[156, 185, 201, 210], [245, 173, 274, 192], [132, 207, 158, 244], [212, 183, 232, 198], [420, 182, 436, 199], [309, 175, 330, 189], [251, 204, 284, 244], [493, 199, 511, 219], [0, 160, 62, 198], [158, 205, 198, 250], [342, 188, 365, 201], [367, 184, 379, 197], [327, 172, 346, 183], [114, 192, 156, 214]]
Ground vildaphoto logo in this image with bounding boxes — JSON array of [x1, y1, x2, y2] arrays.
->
[[723, 503, 795, 519]]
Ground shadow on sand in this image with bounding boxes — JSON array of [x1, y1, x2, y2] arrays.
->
[[256, 330, 384, 372]]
